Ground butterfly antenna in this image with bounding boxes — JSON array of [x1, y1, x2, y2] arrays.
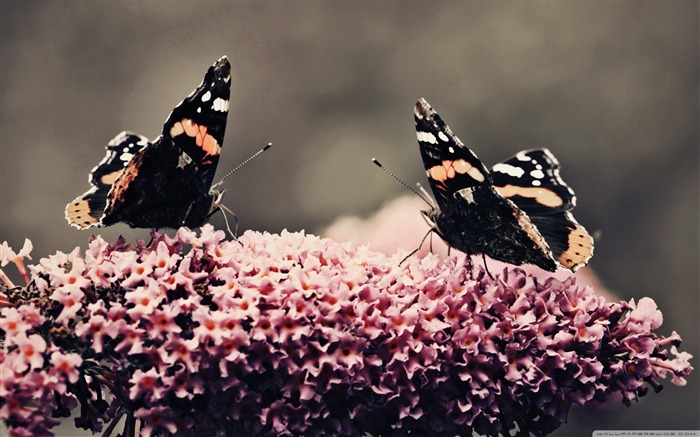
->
[[371, 158, 433, 207], [212, 143, 272, 189], [416, 182, 436, 208]]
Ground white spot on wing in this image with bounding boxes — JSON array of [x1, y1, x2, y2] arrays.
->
[[417, 131, 438, 144], [532, 180, 541, 186], [201, 91, 211, 102], [492, 163, 525, 178], [455, 187, 476, 204], [438, 131, 449, 142], [109, 131, 128, 146], [448, 146, 455, 154], [530, 169, 545, 179], [212, 98, 229, 112], [177, 151, 193, 169], [120, 152, 134, 163], [516, 151, 530, 161]]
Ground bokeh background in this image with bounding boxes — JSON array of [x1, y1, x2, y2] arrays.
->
[[1, 2, 698, 436]]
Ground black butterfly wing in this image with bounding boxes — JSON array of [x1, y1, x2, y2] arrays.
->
[[162, 55, 230, 190], [491, 148, 575, 215], [414, 97, 492, 210], [65, 131, 149, 229], [527, 211, 594, 271], [491, 148, 593, 271], [100, 57, 231, 229]]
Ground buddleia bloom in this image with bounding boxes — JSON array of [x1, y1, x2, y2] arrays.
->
[[0, 225, 693, 436]]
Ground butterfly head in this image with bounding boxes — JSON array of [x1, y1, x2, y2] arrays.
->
[[209, 189, 226, 214], [420, 208, 437, 227]]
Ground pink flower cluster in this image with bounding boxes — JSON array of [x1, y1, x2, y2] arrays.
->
[[0, 226, 693, 436]]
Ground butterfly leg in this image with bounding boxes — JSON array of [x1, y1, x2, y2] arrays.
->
[[465, 250, 474, 280], [216, 204, 239, 241], [481, 252, 494, 280], [181, 202, 195, 228], [146, 231, 156, 248], [399, 228, 433, 266]]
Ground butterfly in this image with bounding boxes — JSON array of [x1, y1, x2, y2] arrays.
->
[[414, 97, 594, 272], [66, 56, 231, 230]]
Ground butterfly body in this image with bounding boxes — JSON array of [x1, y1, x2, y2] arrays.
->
[[415, 98, 593, 272], [66, 56, 231, 231], [98, 135, 223, 229], [421, 185, 559, 272]]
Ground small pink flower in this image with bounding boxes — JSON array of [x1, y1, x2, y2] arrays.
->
[[135, 406, 178, 437], [121, 258, 154, 289], [270, 310, 311, 344], [163, 338, 200, 373], [50, 285, 85, 324], [333, 337, 366, 371], [151, 241, 181, 276], [145, 304, 182, 340], [10, 333, 46, 372], [49, 352, 82, 384], [74, 314, 108, 353], [129, 368, 162, 402], [191, 306, 228, 345], [0, 241, 16, 267], [575, 322, 606, 346], [627, 297, 663, 331], [0, 308, 32, 338], [668, 346, 693, 386], [0, 239, 32, 266], [114, 323, 146, 355], [174, 226, 199, 246], [125, 278, 163, 318]]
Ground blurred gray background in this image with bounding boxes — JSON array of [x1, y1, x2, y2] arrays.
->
[[1, 2, 698, 436]]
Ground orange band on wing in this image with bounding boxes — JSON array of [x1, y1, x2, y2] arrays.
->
[[170, 118, 221, 162], [495, 184, 563, 208], [65, 196, 100, 229], [427, 159, 485, 187], [100, 170, 123, 186], [557, 224, 594, 271]]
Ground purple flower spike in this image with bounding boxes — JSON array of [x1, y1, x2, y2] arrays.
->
[[0, 226, 693, 436]]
